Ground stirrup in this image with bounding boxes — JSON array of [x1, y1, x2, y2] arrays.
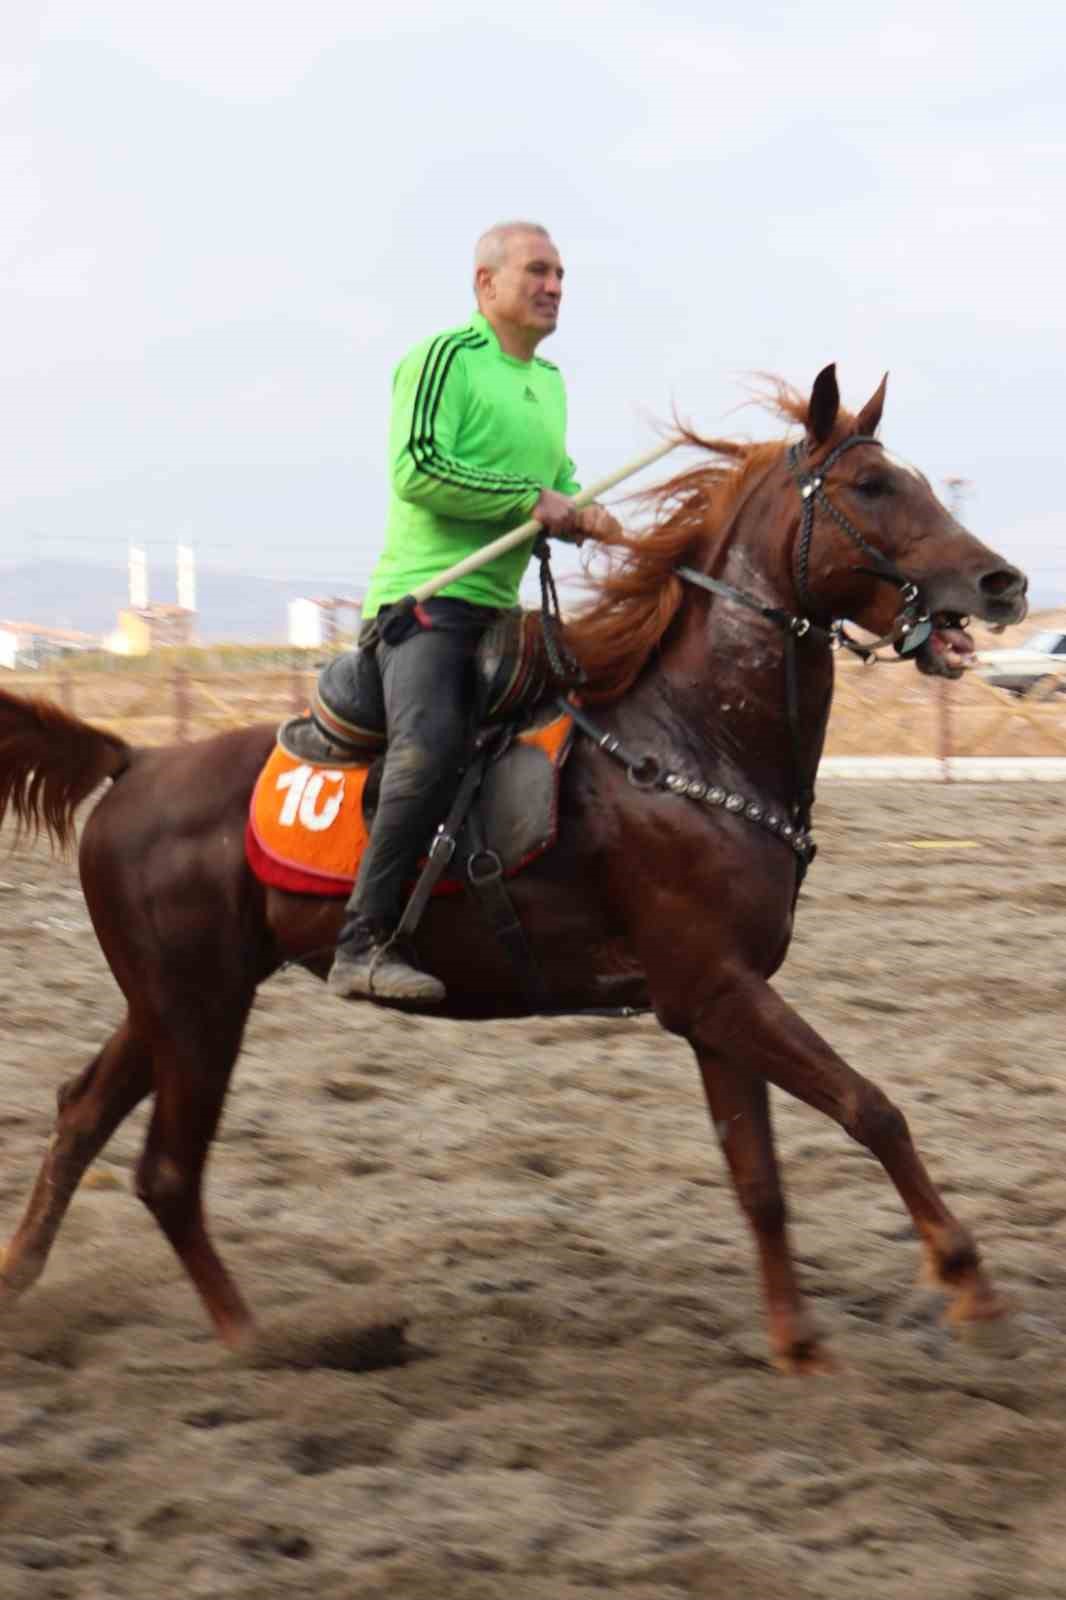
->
[[328, 933, 445, 1006]]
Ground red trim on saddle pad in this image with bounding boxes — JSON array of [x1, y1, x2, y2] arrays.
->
[[245, 814, 470, 899], [244, 819, 351, 897]]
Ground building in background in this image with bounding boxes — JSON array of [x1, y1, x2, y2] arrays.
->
[[0, 621, 101, 670], [107, 603, 196, 655], [103, 545, 199, 654], [287, 595, 362, 649]]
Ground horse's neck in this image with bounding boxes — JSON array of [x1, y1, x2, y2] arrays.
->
[[648, 525, 835, 810]]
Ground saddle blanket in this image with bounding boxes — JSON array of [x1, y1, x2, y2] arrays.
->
[[245, 711, 574, 898]]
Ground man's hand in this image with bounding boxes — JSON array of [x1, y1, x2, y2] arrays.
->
[[532, 491, 623, 546], [576, 503, 623, 544], [532, 488, 582, 540]]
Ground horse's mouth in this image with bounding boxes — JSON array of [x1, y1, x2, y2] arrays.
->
[[915, 612, 976, 678]]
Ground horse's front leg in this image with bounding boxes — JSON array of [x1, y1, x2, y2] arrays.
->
[[680, 967, 1003, 1351], [697, 1060, 832, 1373]]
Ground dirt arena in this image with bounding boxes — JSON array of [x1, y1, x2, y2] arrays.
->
[[2, 779, 1065, 1599]]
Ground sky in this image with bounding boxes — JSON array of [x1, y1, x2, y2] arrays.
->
[[3, 0, 1065, 609]]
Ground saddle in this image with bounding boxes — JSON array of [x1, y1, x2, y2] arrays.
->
[[246, 607, 570, 898], [245, 704, 573, 900], [306, 607, 554, 757], [245, 609, 574, 1004]]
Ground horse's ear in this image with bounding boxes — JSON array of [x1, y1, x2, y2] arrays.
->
[[855, 373, 889, 437], [807, 364, 839, 446]]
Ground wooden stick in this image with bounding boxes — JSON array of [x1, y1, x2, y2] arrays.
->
[[409, 437, 681, 604]]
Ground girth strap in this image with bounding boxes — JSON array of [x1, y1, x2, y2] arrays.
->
[[463, 803, 549, 1012]]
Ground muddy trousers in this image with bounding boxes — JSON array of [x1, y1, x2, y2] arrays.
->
[[342, 606, 495, 933]]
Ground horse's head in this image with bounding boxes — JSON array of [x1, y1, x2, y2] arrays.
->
[[794, 365, 1028, 676]]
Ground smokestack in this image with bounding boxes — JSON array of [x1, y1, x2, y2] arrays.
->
[[177, 544, 196, 613], [129, 545, 148, 610]]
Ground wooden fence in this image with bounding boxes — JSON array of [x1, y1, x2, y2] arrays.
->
[[825, 657, 1066, 760], [2, 661, 318, 745], [4, 653, 1066, 763]]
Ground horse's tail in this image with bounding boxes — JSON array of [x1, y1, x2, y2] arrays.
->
[[0, 687, 131, 852]]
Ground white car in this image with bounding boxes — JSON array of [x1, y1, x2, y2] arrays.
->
[[974, 629, 1066, 695]]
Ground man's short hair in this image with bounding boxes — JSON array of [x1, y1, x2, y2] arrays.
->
[[474, 221, 553, 287]]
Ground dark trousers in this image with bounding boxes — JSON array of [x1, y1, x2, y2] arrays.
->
[[344, 599, 496, 930]]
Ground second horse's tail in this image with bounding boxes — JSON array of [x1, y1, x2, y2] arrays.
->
[[0, 687, 131, 852]]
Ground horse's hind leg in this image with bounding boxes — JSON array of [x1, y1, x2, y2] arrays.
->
[[134, 990, 255, 1350], [1, 1017, 152, 1297]]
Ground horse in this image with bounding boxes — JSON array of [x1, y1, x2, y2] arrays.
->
[[0, 365, 1028, 1374]]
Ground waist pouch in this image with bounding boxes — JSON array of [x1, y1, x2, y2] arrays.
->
[[372, 595, 501, 648]]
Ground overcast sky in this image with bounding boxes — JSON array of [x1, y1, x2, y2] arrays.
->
[[4, 1, 1065, 608]]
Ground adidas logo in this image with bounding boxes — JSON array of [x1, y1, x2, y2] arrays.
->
[[523, 385, 538, 403]]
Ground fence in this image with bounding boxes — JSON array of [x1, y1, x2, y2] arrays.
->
[[4, 650, 1066, 768], [825, 656, 1066, 767], [2, 653, 319, 745]]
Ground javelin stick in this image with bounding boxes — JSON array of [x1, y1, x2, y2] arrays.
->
[[408, 437, 681, 605]]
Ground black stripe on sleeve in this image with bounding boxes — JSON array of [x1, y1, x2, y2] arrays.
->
[[410, 329, 481, 452], [406, 331, 543, 497]]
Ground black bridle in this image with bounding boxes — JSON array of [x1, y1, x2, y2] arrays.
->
[[675, 433, 934, 660], [549, 433, 944, 876], [788, 434, 933, 658], [669, 431, 939, 840]]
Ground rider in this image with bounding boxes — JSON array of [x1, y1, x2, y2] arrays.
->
[[328, 220, 619, 1006]]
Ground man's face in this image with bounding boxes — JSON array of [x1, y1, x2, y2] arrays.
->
[[480, 233, 564, 337]]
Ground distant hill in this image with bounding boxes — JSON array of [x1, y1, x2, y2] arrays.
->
[[0, 561, 361, 643], [2, 558, 1055, 650]]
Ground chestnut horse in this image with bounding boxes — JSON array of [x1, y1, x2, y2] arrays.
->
[[0, 367, 1027, 1372]]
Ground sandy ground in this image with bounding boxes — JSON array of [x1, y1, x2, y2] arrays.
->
[[2, 780, 1066, 1600]]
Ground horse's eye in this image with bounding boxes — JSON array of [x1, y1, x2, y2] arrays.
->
[[854, 476, 891, 499]]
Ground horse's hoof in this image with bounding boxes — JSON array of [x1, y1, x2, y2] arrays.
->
[[0, 1247, 35, 1299], [217, 1318, 258, 1357], [773, 1343, 841, 1376], [950, 1310, 1020, 1358], [944, 1283, 1009, 1325]]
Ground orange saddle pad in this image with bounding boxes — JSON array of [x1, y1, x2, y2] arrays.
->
[[246, 712, 573, 898]]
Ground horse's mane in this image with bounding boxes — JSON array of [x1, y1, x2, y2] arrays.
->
[[564, 380, 842, 703]]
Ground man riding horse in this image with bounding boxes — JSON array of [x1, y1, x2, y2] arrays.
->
[[328, 221, 619, 1006]]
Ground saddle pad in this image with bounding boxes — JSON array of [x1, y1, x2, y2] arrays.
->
[[246, 712, 574, 898]]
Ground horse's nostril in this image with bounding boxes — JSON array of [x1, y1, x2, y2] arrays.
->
[[979, 568, 1026, 599]]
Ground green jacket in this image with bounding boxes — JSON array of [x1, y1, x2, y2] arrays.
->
[[362, 311, 580, 616]]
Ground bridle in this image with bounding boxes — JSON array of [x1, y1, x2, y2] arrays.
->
[[788, 434, 934, 658], [666, 431, 940, 846], [675, 433, 934, 662], [557, 432, 946, 876]]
